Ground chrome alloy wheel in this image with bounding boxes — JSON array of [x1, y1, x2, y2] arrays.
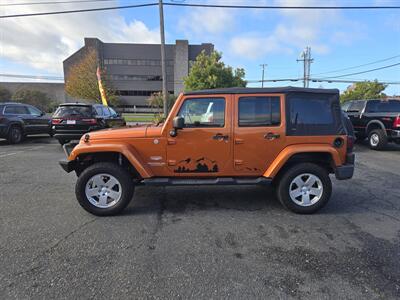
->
[[289, 173, 323, 207], [85, 173, 122, 208], [370, 133, 379, 147]]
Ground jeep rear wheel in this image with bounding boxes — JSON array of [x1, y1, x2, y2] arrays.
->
[[277, 163, 332, 214], [368, 129, 387, 150], [7, 126, 23, 144], [75, 162, 134, 216]]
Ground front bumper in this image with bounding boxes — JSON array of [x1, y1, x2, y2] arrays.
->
[[0, 124, 8, 137], [59, 159, 76, 173]]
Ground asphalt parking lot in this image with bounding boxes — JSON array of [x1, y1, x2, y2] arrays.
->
[[0, 136, 399, 299]]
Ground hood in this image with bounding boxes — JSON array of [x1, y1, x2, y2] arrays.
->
[[86, 125, 162, 140]]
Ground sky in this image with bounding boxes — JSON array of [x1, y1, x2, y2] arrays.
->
[[0, 0, 399, 95]]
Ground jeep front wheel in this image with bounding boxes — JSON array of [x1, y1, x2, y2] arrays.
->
[[75, 162, 135, 216], [277, 163, 332, 214]]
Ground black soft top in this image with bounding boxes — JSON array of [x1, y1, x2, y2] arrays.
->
[[184, 86, 339, 96]]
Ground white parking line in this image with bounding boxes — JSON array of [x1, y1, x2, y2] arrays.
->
[[0, 152, 19, 158]]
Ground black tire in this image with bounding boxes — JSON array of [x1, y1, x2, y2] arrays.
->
[[276, 163, 332, 214], [368, 129, 387, 150], [75, 162, 134, 216], [7, 126, 23, 144]]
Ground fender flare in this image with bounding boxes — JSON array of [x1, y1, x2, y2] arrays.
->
[[69, 142, 153, 178], [365, 120, 386, 135], [263, 144, 343, 178]]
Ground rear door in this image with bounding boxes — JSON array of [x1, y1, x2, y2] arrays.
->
[[233, 94, 286, 176], [4, 105, 31, 132], [25, 105, 49, 133], [346, 100, 366, 133]]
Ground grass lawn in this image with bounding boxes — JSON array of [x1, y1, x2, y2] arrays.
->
[[122, 113, 155, 123]]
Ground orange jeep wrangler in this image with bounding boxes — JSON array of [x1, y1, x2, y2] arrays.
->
[[60, 87, 355, 216]]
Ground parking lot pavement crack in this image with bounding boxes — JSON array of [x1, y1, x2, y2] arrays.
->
[[147, 187, 167, 250], [358, 205, 400, 223], [47, 218, 97, 252]]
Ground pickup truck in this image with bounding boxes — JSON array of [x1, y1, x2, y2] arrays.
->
[[342, 99, 400, 149]]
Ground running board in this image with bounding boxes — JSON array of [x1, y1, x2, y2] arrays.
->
[[140, 177, 272, 186]]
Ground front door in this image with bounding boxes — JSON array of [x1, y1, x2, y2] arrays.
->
[[166, 96, 232, 176], [233, 94, 286, 176]]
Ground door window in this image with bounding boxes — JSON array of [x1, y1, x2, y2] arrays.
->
[[177, 98, 225, 127], [26, 106, 42, 116], [4, 105, 28, 115], [238, 96, 281, 126], [94, 106, 103, 116], [102, 106, 111, 117]]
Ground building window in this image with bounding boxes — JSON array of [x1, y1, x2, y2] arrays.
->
[[103, 58, 174, 67], [117, 90, 174, 96], [108, 74, 163, 81]]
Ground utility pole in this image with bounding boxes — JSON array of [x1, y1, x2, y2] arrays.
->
[[297, 46, 313, 88], [158, 0, 168, 117], [260, 64, 267, 88]]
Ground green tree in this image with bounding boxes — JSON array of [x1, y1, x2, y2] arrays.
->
[[184, 50, 246, 91], [147, 92, 177, 123], [11, 89, 55, 112], [340, 80, 387, 103], [0, 86, 12, 101], [65, 48, 118, 105]]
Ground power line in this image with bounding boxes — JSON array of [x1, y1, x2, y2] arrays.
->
[[165, 2, 400, 10], [312, 54, 400, 76], [320, 62, 400, 79], [0, 2, 158, 18], [0, 0, 117, 6], [246, 78, 400, 85], [1, 2, 400, 18]]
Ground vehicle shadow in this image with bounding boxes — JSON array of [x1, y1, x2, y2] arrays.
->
[[123, 185, 284, 216], [0, 135, 55, 146], [355, 140, 400, 152]]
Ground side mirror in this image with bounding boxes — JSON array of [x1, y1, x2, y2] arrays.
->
[[173, 116, 185, 129], [170, 116, 184, 137]]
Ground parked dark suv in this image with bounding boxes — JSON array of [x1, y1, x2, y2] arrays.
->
[[342, 99, 400, 149], [52, 103, 126, 145], [0, 102, 51, 144]]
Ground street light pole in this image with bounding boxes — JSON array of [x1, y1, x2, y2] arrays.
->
[[158, 0, 168, 117], [260, 64, 267, 88]]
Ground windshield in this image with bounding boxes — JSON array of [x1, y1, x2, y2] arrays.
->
[[53, 106, 94, 118]]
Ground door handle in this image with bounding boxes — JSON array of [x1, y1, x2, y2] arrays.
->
[[212, 133, 229, 141], [264, 132, 280, 140]]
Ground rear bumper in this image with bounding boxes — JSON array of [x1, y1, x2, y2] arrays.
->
[[54, 133, 85, 140], [335, 153, 355, 180], [389, 129, 400, 139]]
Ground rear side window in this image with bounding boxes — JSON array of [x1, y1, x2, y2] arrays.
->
[[348, 101, 365, 113], [238, 96, 281, 126], [366, 100, 400, 113], [4, 105, 28, 115], [53, 106, 94, 118], [286, 93, 344, 136]]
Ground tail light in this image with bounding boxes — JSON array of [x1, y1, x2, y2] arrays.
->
[[52, 119, 62, 125], [393, 116, 400, 128], [346, 135, 354, 153], [82, 118, 97, 125]]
